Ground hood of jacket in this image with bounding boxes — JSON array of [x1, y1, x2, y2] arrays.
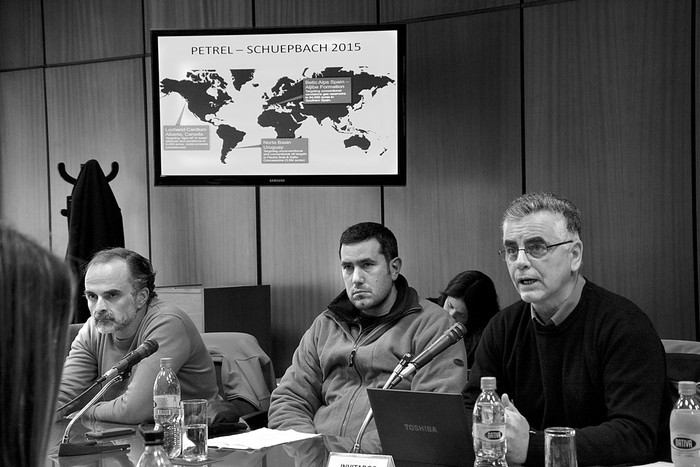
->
[[325, 274, 421, 329]]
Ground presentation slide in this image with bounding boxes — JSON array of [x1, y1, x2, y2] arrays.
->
[[152, 27, 402, 183]]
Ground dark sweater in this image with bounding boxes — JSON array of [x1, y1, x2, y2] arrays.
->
[[463, 280, 671, 466]]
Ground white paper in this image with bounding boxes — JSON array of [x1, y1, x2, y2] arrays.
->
[[209, 428, 320, 450]]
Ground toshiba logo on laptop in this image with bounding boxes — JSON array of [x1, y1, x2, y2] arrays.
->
[[403, 424, 438, 433]]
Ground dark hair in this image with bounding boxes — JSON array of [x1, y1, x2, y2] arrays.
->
[[439, 270, 500, 330], [339, 222, 398, 264], [0, 223, 74, 466], [502, 192, 582, 238], [86, 247, 158, 302]]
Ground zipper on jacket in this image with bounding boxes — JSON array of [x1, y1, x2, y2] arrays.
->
[[347, 319, 363, 367], [342, 311, 418, 369], [348, 347, 356, 367], [347, 320, 391, 368]]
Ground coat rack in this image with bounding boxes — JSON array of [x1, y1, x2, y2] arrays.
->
[[59, 159, 124, 324], [58, 161, 119, 217]]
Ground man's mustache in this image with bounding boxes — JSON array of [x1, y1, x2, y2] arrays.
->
[[94, 311, 114, 321]]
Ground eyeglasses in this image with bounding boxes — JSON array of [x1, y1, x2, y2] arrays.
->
[[498, 240, 573, 262]]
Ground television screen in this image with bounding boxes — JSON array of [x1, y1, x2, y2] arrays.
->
[[151, 25, 405, 186]]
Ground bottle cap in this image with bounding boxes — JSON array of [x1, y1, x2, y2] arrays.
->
[[678, 381, 698, 395], [159, 357, 173, 368], [480, 376, 497, 390], [140, 426, 165, 445]]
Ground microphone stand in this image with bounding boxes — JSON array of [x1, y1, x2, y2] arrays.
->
[[351, 352, 412, 453], [56, 380, 101, 413], [58, 372, 132, 457], [350, 323, 467, 454], [384, 364, 414, 389]]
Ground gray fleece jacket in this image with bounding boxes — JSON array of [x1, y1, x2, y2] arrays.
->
[[268, 275, 469, 450]]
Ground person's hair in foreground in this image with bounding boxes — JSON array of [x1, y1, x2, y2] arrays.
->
[[339, 221, 399, 263], [86, 247, 158, 304], [0, 224, 74, 466]]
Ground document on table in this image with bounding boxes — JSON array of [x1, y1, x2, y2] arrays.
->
[[210, 428, 320, 450]]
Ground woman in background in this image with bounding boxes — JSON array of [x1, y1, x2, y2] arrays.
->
[[437, 270, 500, 368], [0, 224, 74, 466]]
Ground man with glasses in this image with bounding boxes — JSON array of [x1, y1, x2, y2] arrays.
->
[[463, 192, 670, 466]]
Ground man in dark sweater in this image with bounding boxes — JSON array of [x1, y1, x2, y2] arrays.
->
[[463, 192, 670, 466]]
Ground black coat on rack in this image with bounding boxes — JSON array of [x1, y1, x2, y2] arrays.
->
[[60, 160, 124, 324]]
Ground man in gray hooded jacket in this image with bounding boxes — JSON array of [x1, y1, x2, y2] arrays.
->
[[268, 222, 469, 450]]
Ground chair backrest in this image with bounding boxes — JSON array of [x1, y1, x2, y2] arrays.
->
[[201, 332, 276, 412], [662, 339, 700, 401]]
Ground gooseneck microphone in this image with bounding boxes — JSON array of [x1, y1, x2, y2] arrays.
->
[[56, 339, 160, 414], [351, 323, 467, 453], [388, 322, 466, 388], [59, 373, 132, 456], [58, 339, 160, 456], [96, 339, 159, 383], [351, 352, 414, 453]]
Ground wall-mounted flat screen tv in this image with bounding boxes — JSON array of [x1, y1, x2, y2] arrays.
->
[[151, 24, 405, 186]]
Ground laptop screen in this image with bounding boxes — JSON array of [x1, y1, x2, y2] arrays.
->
[[367, 388, 474, 467]]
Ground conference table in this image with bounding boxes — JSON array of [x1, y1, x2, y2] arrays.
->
[[46, 419, 381, 467], [45, 418, 675, 467]]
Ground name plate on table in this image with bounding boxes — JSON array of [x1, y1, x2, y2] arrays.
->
[[327, 452, 396, 467]]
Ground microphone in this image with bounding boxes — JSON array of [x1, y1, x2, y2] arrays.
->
[[351, 352, 414, 454], [387, 352, 413, 388], [96, 339, 159, 383], [390, 322, 466, 387], [59, 373, 132, 456]]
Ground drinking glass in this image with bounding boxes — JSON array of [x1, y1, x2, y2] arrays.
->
[[181, 399, 208, 461], [545, 427, 577, 467]]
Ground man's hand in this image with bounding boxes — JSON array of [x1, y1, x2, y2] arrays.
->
[[501, 393, 530, 465]]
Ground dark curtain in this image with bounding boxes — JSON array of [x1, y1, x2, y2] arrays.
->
[[65, 160, 125, 323]]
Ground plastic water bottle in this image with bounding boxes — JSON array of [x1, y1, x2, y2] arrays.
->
[[136, 427, 173, 467], [671, 381, 700, 466], [153, 357, 181, 458], [473, 376, 507, 467]]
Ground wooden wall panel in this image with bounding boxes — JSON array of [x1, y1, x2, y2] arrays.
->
[[0, 69, 50, 247], [384, 11, 522, 307], [145, 0, 253, 53], [379, 0, 518, 22], [149, 186, 258, 287], [260, 187, 381, 373], [524, 0, 694, 338], [255, 0, 377, 27], [256, 0, 382, 373], [43, 0, 143, 64], [45, 59, 149, 259], [0, 0, 43, 69]]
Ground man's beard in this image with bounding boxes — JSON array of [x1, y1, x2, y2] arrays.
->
[[93, 303, 139, 334]]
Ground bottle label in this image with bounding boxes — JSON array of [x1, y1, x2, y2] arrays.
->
[[473, 423, 505, 443], [672, 432, 700, 456], [154, 394, 180, 409]]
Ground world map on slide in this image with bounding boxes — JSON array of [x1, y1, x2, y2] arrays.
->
[[159, 66, 396, 165]]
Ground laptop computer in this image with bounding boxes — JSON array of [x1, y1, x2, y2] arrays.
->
[[367, 388, 474, 467]]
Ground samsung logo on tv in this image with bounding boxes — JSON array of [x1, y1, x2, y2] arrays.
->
[[269, 178, 286, 183]]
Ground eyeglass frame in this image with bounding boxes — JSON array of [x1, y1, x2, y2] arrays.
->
[[497, 240, 574, 262]]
